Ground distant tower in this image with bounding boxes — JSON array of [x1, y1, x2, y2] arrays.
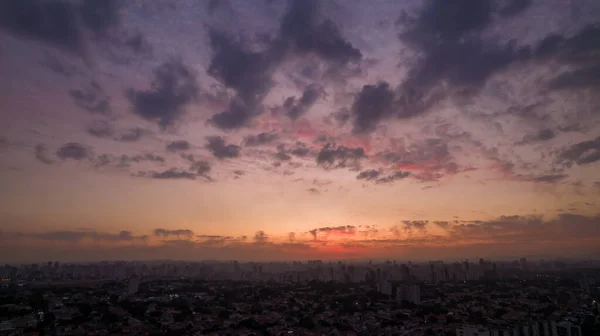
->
[[127, 275, 140, 295]]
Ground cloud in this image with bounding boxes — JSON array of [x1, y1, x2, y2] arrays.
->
[[253, 230, 269, 244], [556, 136, 600, 167], [206, 30, 277, 130], [87, 120, 114, 138], [69, 81, 111, 115], [341, 0, 538, 133], [403, 220, 428, 235], [378, 138, 457, 181], [307, 188, 320, 194], [149, 168, 197, 180], [433, 221, 450, 229], [166, 140, 191, 152], [446, 214, 600, 246], [153, 228, 194, 239], [243, 132, 279, 147], [290, 142, 311, 157], [283, 84, 323, 120], [518, 128, 556, 145], [115, 128, 147, 142], [316, 143, 366, 170], [376, 171, 411, 184], [548, 65, 600, 91], [0, 0, 120, 57], [205, 136, 240, 159], [350, 82, 395, 134], [208, 0, 360, 130], [280, 0, 362, 64], [190, 160, 211, 176], [356, 169, 381, 181], [35, 144, 54, 164], [56, 142, 90, 160], [529, 174, 568, 184], [309, 225, 357, 240], [126, 59, 198, 129], [274, 145, 292, 161], [14, 229, 146, 243]]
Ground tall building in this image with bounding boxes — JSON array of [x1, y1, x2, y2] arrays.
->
[[396, 284, 420, 305], [127, 275, 140, 295]]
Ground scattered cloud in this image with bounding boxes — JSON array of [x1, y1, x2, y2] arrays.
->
[[205, 136, 241, 159], [56, 142, 90, 160], [556, 136, 600, 167], [282, 84, 323, 120], [69, 81, 111, 115], [166, 140, 191, 152], [316, 143, 366, 170], [126, 59, 198, 129], [153, 228, 194, 239], [243, 132, 279, 147], [34, 144, 54, 164]]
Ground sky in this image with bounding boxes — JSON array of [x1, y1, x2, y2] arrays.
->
[[1, 0, 600, 263]]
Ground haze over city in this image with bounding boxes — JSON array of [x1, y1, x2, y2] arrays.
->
[[1, 0, 600, 263]]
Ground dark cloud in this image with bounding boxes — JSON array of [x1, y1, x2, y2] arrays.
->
[[349, 82, 395, 134], [253, 230, 269, 244], [290, 143, 310, 157], [69, 81, 111, 115], [557, 136, 600, 167], [205, 136, 241, 159], [376, 171, 411, 184], [34, 144, 54, 164], [447, 214, 600, 244], [87, 120, 114, 138], [206, 30, 277, 130], [274, 145, 292, 161], [150, 169, 197, 180], [126, 60, 198, 129], [356, 169, 381, 181], [518, 128, 556, 144], [115, 153, 165, 169], [325, 107, 351, 127], [316, 143, 366, 170], [56, 142, 90, 160], [403, 220, 428, 233], [530, 174, 568, 184], [15, 229, 146, 243], [498, 0, 533, 17], [558, 123, 583, 133], [341, 0, 539, 133], [191, 160, 211, 176], [310, 226, 357, 239], [307, 188, 320, 194], [547, 65, 600, 91], [153, 228, 194, 239], [166, 140, 191, 152], [433, 221, 450, 228], [280, 0, 361, 64], [115, 128, 146, 142], [208, 0, 360, 130], [87, 121, 147, 143], [0, 0, 120, 56], [243, 132, 279, 147], [129, 153, 165, 164], [123, 31, 153, 56], [283, 84, 323, 120], [534, 25, 600, 90]]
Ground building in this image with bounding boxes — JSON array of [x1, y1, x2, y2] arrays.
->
[[396, 284, 421, 305], [555, 322, 582, 336], [127, 275, 140, 295], [457, 325, 490, 336]]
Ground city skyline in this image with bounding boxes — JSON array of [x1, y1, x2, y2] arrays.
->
[[1, 0, 600, 263]]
